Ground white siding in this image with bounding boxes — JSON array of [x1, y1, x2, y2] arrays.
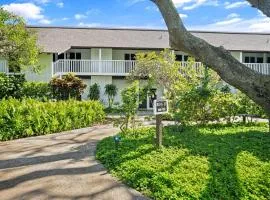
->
[[91, 75, 113, 105], [112, 78, 130, 104], [91, 48, 112, 60], [24, 53, 53, 82], [112, 49, 150, 60]]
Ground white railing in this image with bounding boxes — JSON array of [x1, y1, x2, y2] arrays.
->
[[52, 60, 270, 76], [53, 60, 136, 76], [0, 60, 8, 73], [244, 63, 270, 75]]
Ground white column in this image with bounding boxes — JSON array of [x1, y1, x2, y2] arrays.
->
[[51, 62, 54, 77], [99, 48, 102, 73], [263, 53, 267, 63], [239, 52, 243, 63]]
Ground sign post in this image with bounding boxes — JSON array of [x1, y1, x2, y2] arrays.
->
[[153, 99, 168, 148]]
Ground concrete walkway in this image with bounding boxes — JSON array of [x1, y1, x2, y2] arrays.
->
[[0, 125, 148, 200]]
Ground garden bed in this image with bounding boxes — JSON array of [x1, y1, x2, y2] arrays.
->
[[96, 123, 270, 200]]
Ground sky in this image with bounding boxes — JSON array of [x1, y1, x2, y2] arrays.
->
[[1, 0, 270, 32]]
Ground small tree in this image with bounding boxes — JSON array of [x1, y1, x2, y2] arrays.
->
[[104, 84, 117, 108], [0, 8, 40, 71], [120, 81, 140, 133], [88, 83, 100, 100]]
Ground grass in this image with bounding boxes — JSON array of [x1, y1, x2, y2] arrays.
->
[[96, 123, 270, 200]]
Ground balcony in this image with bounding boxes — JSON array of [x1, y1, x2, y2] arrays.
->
[[244, 63, 270, 75], [53, 60, 137, 76]]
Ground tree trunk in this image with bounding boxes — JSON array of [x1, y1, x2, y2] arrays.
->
[[156, 114, 163, 148], [151, 0, 270, 116]]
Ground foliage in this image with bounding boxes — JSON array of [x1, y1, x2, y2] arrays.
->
[[22, 82, 52, 101], [104, 84, 117, 108], [50, 73, 87, 100], [0, 73, 25, 99], [0, 8, 40, 71], [96, 124, 270, 200], [120, 81, 140, 132], [0, 98, 105, 141], [88, 83, 100, 100]]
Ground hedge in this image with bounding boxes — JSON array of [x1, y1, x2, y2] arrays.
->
[[0, 98, 105, 141]]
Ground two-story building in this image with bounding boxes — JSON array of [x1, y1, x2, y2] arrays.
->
[[1, 26, 270, 109]]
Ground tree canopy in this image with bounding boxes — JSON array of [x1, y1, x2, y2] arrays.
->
[[151, 0, 270, 115], [0, 8, 40, 71]]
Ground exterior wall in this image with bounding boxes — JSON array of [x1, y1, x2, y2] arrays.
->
[[24, 53, 52, 82], [91, 48, 112, 60], [112, 49, 150, 60], [80, 77, 92, 100], [91, 75, 112, 105], [112, 78, 129, 104], [66, 49, 91, 59], [230, 51, 242, 62]]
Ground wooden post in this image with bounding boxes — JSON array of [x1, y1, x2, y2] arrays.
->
[[156, 114, 163, 148]]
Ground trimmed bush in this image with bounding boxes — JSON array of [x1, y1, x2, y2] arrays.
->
[[0, 98, 105, 141], [0, 73, 25, 99], [50, 73, 87, 100], [22, 82, 52, 100]]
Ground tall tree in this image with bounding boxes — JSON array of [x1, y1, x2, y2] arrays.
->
[[0, 8, 40, 71], [150, 0, 270, 115]]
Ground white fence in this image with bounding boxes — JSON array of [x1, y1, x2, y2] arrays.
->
[[244, 63, 270, 75], [53, 60, 136, 76]]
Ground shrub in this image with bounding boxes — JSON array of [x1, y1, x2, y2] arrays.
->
[[22, 82, 52, 100], [0, 73, 25, 99], [0, 98, 105, 141], [97, 124, 269, 200], [104, 84, 117, 108], [50, 73, 87, 100], [88, 83, 100, 100], [120, 81, 140, 132]]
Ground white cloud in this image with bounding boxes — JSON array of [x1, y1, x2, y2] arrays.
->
[[2, 3, 44, 20], [172, 0, 218, 10], [61, 17, 69, 21], [78, 22, 101, 27], [74, 14, 87, 20], [227, 13, 240, 19], [179, 13, 188, 18], [33, 0, 50, 4], [224, 1, 249, 9], [188, 15, 270, 32], [38, 19, 51, 24], [56, 2, 64, 8], [86, 9, 101, 15], [214, 17, 242, 26]]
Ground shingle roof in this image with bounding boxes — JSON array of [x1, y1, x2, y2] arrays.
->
[[28, 26, 270, 53]]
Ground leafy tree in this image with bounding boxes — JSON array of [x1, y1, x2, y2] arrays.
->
[[0, 8, 40, 71], [88, 83, 100, 100], [120, 81, 140, 133], [151, 0, 270, 116], [104, 84, 117, 108]]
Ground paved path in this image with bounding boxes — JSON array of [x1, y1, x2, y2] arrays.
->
[[0, 125, 148, 200]]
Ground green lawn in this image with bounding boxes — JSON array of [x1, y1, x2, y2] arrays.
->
[[96, 124, 270, 200]]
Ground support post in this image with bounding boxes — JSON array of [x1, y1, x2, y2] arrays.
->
[[156, 114, 163, 148]]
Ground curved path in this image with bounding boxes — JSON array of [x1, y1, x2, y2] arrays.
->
[[0, 125, 148, 200]]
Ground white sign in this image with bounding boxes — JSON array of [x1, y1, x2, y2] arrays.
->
[[153, 100, 169, 115]]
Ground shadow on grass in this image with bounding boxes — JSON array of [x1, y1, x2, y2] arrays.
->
[[97, 124, 270, 199]]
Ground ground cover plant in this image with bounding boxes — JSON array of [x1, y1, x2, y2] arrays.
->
[[0, 98, 105, 141], [96, 124, 270, 200]]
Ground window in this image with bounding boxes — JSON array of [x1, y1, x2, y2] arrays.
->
[[175, 55, 182, 61], [125, 53, 136, 60], [184, 55, 189, 61], [244, 57, 249, 63], [267, 57, 270, 63], [58, 53, 64, 59], [257, 57, 263, 63]]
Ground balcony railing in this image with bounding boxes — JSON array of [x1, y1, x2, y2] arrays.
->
[[53, 60, 137, 76], [244, 63, 270, 75]]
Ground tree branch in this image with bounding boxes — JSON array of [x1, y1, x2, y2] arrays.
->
[[247, 0, 270, 17], [152, 0, 270, 114]]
